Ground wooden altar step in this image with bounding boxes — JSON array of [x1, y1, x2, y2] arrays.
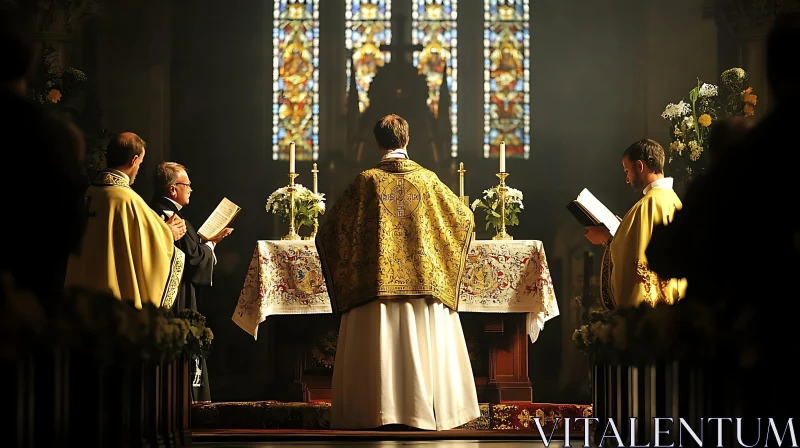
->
[[191, 401, 593, 434]]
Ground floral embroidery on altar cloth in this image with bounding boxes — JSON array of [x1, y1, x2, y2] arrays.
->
[[233, 241, 332, 338], [459, 241, 559, 323], [232, 240, 560, 340]]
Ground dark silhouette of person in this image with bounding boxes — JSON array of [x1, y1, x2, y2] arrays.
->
[[646, 13, 800, 426], [648, 13, 800, 302], [0, 10, 87, 299]]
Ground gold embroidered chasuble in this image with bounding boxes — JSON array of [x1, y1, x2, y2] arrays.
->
[[600, 186, 687, 309], [65, 171, 185, 309], [315, 159, 474, 314]]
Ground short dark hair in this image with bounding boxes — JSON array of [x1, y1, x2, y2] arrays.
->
[[373, 114, 409, 150], [0, 10, 33, 83], [622, 139, 665, 174], [106, 132, 146, 168], [767, 12, 800, 100], [153, 161, 187, 196]]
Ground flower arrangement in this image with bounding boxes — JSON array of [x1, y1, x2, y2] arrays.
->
[[26, 44, 109, 177], [661, 67, 757, 190], [176, 308, 214, 359], [139, 304, 189, 362], [28, 45, 88, 109], [310, 329, 338, 369], [0, 273, 215, 365], [470, 186, 524, 233], [571, 299, 761, 367], [265, 184, 326, 234]]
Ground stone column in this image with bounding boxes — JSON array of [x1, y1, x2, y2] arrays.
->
[[24, 0, 103, 69], [458, 2, 483, 163], [319, 0, 346, 157], [716, 0, 800, 115]]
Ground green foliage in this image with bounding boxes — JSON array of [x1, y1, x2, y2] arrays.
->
[[26, 44, 109, 177], [0, 275, 215, 365], [660, 68, 757, 191], [470, 185, 524, 233], [571, 299, 762, 367], [176, 308, 214, 359], [265, 184, 326, 231]]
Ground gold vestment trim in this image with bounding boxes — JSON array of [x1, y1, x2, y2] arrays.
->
[[161, 248, 185, 309]]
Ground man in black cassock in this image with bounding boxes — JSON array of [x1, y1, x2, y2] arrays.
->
[[150, 161, 232, 402]]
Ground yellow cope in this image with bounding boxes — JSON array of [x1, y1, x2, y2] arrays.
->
[[600, 187, 687, 309], [316, 159, 474, 314], [65, 171, 184, 309]]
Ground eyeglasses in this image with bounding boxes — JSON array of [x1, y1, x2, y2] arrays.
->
[[175, 182, 192, 188]]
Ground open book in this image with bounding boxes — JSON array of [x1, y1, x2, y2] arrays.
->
[[197, 197, 242, 240], [567, 188, 620, 236]]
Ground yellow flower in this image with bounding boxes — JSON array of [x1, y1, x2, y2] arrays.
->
[[742, 87, 757, 105], [47, 89, 62, 103], [743, 103, 754, 117], [688, 141, 703, 161], [669, 140, 685, 155], [697, 114, 712, 127]]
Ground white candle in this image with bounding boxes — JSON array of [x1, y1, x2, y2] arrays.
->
[[313, 163, 318, 193], [289, 142, 296, 173], [499, 141, 506, 173]]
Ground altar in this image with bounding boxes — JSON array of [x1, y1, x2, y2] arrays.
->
[[232, 239, 559, 403]]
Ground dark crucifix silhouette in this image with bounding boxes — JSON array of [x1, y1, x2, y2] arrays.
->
[[379, 14, 423, 63], [354, 13, 439, 168]]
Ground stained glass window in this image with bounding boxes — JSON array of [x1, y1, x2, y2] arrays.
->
[[412, 0, 458, 157], [346, 0, 392, 113], [273, 0, 320, 161], [483, 0, 530, 159]]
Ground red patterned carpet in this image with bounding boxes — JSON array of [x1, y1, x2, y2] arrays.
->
[[192, 401, 593, 434]]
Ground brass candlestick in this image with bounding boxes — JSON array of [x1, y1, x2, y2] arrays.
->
[[282, 172, 301, 241], [308, 163, 319, 240], [492, 172, 513, 240], [458, 162, 469, 207]]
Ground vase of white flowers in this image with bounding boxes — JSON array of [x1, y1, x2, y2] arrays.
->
[[661, 67, 757, 192], [470, 186, 524, 236], [265, 184, 326, 237]]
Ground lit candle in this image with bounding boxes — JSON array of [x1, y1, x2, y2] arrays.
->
[[499, 141, 506, 173], [289, 142, 296, 173]]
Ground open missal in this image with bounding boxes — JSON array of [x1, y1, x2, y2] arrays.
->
[[567, 188, 620, 236], [197, 197, 242, 241]]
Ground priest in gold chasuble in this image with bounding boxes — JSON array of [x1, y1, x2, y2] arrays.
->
[[65, 133, 185, 309], [317, 159, 472, 313], [316, 115, 479, 431], [586, 139, 687, 309]]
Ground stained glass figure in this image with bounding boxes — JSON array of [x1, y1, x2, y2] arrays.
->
[[483, 0, 530, 159], [273, 0, 320, 161]]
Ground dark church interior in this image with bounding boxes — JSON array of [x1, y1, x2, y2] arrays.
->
[[1, 0, 798, 446]]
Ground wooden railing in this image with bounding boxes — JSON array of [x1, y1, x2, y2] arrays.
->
[[578, 252, 791, 447], [591, 361, 784, 447], [4, 350, 193, 447], [0, 283, 212, 447]]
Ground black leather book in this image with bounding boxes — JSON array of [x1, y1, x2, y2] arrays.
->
[[566, 188, 619, 236]]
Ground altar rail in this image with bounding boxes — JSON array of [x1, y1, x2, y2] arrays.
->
[[0, 282, 215, 447], [2, 351, 193, 447], [591, 361, 787, 447]]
